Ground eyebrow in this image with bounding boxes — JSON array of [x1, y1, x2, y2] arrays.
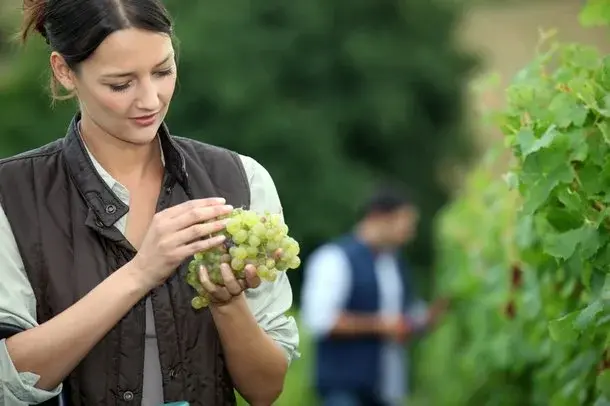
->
[[101, 53, 174, 79]]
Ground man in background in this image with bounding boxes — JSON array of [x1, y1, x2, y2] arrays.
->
[[301, 184, 447, 406]]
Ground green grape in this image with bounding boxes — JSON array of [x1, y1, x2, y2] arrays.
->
[[246, 246, 258, 257], [243, 211, 259, 227], [233, 246, 248, 260], [248, 235, 261, 247], [186, 207, 301, 309], [252, 223, 266, 238], [288, 256, 301, 269], [191, 296, 208, 309], [226, 218, 241, 235], [233, 229, 248, 244], [266, 241, 280, 252], [257, 265, 269, 278], [231, 257, 245, 271], [267, 268, 279, 282]]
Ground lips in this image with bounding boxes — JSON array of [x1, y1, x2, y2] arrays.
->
[[131, 113, 158, 127]]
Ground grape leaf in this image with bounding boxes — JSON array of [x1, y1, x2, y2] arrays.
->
[[518, 125, 559, 158], [542, 224, 599, 260], [597, 370, 610, 399], [602, 274, 610, 301], [548, 93, 589, 128], [522, 162, 573, 214], [548, 312, 579, 343], [579, 0, 610, 27], [573, 300, 604, 331]]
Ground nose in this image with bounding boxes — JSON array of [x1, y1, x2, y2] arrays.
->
[[135, 76, 160, 111]]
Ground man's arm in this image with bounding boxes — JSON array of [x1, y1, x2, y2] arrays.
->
[[404, 298, 450, 337]]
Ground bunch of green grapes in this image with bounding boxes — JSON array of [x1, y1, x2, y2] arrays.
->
[[186, 208, 301, 309]]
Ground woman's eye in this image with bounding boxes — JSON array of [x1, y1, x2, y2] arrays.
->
[[107, 69, 173, 92], [109, 82, 131, 92], [156, 68, 174, 77]]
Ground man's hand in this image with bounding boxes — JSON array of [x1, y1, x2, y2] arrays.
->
[[426, 297, 450, 327], [380, 316, 412, 343]]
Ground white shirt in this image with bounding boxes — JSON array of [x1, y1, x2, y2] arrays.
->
[[0, 142, 300, 405]]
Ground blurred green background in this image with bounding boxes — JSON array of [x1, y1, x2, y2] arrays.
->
[[1, 0, 609, 404]]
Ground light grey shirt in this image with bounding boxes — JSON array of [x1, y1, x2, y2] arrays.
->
[[0, 144, 300, 405]]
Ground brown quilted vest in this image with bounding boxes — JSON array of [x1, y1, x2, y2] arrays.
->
[[0, 113, 250, 405]]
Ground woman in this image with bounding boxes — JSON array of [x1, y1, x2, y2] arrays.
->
[[0, 0, 299, 405]]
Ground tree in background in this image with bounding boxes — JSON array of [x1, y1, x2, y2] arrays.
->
[[165, 0, 479, 297], [0, 0, 478, 299]]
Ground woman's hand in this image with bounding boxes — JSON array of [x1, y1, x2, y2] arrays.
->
[[131, 197, 233, 291], [198, 263, 261, 306], [198, 248, 283, 306]]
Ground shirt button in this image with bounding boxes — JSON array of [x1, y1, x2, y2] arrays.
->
[[169, 368, 177, 379], [105, 204, 117, 214], [122, 391, 134, 401]]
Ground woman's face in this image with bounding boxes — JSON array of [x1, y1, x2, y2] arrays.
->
[[51, 28, 177, 146]]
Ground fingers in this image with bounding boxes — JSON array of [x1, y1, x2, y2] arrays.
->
[[172, 204, 234, 232], [197, 263, 258, 305], [244, 264, 261, 289], [272, 248, 283, 261], [198, 265, 231, 302], [172, 218, 229, 246], [198, 264, 242, 303], [161, 197, 228, 219], [219, 263, 243, 295], [180, 234, 227, 259]]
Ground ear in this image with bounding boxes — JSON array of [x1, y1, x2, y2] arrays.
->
[[50, 51, 76, 92]]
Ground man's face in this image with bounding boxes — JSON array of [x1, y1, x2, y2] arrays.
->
[[381, 205, 419, 247]]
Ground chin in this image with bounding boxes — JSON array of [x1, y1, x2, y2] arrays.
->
[[121, 124, 162, 145]]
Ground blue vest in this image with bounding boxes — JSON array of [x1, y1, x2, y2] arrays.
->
[[313, 234, 412, 396]]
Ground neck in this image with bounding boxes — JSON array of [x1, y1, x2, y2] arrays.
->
[[79, 118, 163, 185]]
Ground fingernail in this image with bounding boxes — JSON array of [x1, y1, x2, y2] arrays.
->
[[224, 205, 233, 210], [216, 198, 226, 204]]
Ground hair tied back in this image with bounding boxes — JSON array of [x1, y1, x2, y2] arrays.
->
[[21, 0, 49, 44]]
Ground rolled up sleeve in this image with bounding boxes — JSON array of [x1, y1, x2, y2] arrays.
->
[[0, 205, 62, 405], [239, 155, 300, 363]]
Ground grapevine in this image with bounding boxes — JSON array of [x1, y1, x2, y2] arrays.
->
[[417, 1, 610, 404], [185, 208, 301, 309]]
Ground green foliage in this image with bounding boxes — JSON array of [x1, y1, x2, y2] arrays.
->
[[163, 0, 478, 291], [418, 3, 610, 404], [499, 31, 610, 405], [416, 150, 536, 405], [580, 0, 610, 27]]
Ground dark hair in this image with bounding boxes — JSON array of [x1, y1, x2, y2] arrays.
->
[[21, 0, 173, 99], [359, 182, 414, 217]]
